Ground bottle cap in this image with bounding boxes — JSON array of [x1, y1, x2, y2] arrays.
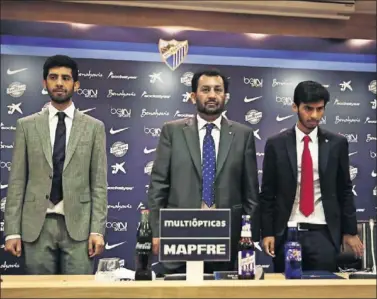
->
[[287, 221, 297, 228]]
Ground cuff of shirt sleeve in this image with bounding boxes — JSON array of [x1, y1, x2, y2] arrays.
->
[[5, 234, 21, 241]]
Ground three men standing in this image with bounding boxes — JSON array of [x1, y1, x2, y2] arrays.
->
[[4, 59, 362, 275]]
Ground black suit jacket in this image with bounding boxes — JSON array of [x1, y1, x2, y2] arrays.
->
[[260, 126, 357, 251], [148, 116, 260, 266]]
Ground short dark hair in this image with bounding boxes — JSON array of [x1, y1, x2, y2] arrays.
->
[[293, 80, 330, 106], [191, 69, 229, 93], [43, 55, 79, 82]]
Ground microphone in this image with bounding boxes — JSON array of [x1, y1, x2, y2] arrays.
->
[[369, 219, 376, 274]]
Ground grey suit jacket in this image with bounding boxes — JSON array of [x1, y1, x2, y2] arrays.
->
[[148, 116, 259, 240], [4, 108, 108, 242]]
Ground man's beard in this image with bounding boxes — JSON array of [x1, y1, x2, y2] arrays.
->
[[47, 88, 74, 104], [196, 99, 225, 116], [297, 111, 318, 131]]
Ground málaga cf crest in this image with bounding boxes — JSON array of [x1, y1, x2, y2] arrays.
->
[[158, 39, 189, 71]]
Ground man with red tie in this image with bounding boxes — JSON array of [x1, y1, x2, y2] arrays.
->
[[260, 80, 363, 272]]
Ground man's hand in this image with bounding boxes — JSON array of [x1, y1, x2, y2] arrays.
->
[[4, 238, 22, 257], [88, 234, 105, 258], [152, 238, 160, 255], [343, 234, 364, 258], [262, 236, 276, 257]]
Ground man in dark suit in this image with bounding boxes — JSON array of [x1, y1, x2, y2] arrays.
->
[[260, 80, 363, 272], [148, 69, 259, 274]]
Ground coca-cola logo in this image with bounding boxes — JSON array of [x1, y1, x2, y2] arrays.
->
[[136, 242, 152, 251]]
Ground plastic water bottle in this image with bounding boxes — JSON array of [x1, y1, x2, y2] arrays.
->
[[284, 221, 302, 279]]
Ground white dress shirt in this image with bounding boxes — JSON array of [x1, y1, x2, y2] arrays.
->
[[197, 114, 222, 209], [289, 125, 327, 224]]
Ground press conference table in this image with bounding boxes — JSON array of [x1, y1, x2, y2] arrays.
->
[[1, 274, 376, 298]]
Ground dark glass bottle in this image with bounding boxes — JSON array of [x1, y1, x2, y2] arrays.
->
[[135, 209, 153, 280], [237, 214, 256, 280], [284, 221, 302, 279]]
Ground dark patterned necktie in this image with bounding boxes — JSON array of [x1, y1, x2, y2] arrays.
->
[[49, 112, 66, 205], [202, 123, 216, 208]]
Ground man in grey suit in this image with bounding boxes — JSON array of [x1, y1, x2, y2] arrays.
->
[[4, 55, 108, 274], [148, 69, 259, 274]]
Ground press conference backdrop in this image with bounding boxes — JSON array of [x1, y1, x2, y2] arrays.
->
[[0, 20, 376, 274]]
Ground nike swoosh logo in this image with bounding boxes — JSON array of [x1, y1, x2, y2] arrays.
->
[[7, 68, 28, 75], [244, 96, 262, 103], [105, 241, 127, 250], [276, 115, 294, 122], [253, 129, 261, 140], [0, 184, 8, 189], [144, 147, 156, 154], [110, 127, 129, 134], [254, 242, 262, 252], [349, 152, 358, 156], [372, 171, 377, 177], [78, 108, 96, 114]]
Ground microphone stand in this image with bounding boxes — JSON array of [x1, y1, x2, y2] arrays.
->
[[369, 219, 376, 274]]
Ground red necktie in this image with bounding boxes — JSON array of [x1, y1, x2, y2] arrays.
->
[[300, 135, 314, 216]]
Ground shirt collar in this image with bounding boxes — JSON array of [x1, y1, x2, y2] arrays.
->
[[197, 114, 222, 131], [48, 102, 75, 121], [295, 124, 318, 143]]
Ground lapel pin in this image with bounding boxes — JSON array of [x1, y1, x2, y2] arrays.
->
[[325, 139, 329, 143], [229, 132, 232, 135]]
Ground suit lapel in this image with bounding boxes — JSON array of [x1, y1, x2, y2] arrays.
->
[[183, 118, 202, 178], [63, 110, 86, 171], [216, 118, 234, 179], [285, 127, 298, 181], [35, 109, 53, 169], [318, 127, 330, 178]]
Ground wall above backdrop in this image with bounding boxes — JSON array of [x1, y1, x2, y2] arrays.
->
[[58, 0, 377, 20], [1, 0, 376, 39]]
